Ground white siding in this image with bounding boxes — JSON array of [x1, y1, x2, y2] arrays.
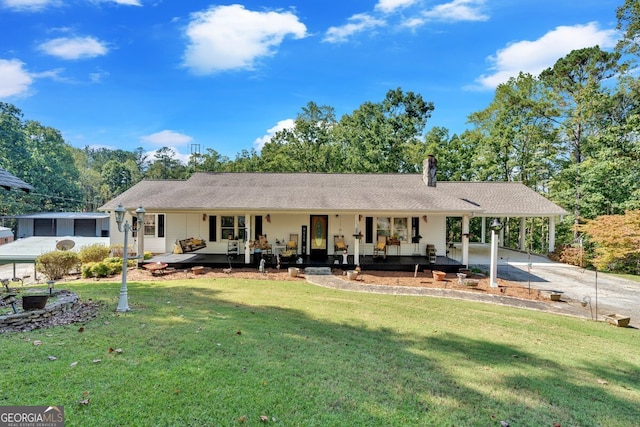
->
[[57, 219, 74, 236]]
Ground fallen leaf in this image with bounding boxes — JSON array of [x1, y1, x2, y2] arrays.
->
[[47, 356, 57, 361], [238, 415, 247, 423], [109, 347, 114, 353], [93, 359, 101, 364], [553, 423, 561, 427], [260, 415, 268, 422], [78, 327, 84, 333], [33, 340, 43, 346], [174, 389, 180, 395], [79, 399, 90, 405], [70, 361, 78, 368], [114, 348, 123, 354], [82, 391, 90, 397], [597, 379, 608, 385], [501, 421, 510, 427], [236, 330, 242, 335]]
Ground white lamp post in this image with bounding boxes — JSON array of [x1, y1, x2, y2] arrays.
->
[[114, 204, 146, 312], [489, 218, 503, 288]]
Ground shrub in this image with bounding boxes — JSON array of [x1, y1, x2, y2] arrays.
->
[[556, 245, 588, 268], [78, 244, 110, 264], [91, 262, 113, 278], [81, 262, 96, 278], [110, 244, 136, 258], [36, 250, 80, 280], [144, 251, 153, 260]]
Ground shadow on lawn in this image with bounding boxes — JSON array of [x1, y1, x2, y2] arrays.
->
[[71, 281, 640, 426]]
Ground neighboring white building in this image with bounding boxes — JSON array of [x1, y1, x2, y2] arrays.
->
[[5, 212, 110, 239], [0, 226, 13, 245]]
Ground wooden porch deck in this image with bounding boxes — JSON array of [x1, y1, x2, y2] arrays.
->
[[146, 252, 465, 273]]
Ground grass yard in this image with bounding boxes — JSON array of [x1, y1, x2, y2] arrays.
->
[[1, 277, 639, 426]]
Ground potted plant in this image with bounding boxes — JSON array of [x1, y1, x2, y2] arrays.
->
[[411, 234, 422, 244]]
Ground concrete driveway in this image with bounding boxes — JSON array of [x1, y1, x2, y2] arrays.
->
[[468, 245, 640, 328]]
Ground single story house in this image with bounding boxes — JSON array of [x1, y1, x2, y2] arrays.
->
[[99, 160, 567, 268]]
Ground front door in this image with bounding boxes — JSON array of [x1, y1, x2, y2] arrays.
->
[[310, 215, 328, 260]]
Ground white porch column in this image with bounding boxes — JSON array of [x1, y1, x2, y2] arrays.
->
[[481, 217, 486, 244], [245, 214, 252, 264], [136, 213, 144, 268], [548, 216, 556, 253], [461, 215, 470, 267], [353, 214, 360, 265], [519, 217, 526, 251]]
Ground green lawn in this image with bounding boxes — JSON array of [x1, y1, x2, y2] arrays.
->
[[1, 278, 638, 426]]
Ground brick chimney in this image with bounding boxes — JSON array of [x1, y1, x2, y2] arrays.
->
[[423, 155, 437, 187]]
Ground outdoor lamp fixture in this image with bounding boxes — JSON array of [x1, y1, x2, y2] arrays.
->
[[489, 218, 503, 288], [114, 204, 146, 312], [47, 280, 54, 296]]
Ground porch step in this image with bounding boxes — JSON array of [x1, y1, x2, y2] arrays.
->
[[303, 267, 332, 275]]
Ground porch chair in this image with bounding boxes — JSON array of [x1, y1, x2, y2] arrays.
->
[[373, 235, 387, 259], [286, 233, 298, 255], [258, 235, 272, 254], [333, 235, 348, 254]]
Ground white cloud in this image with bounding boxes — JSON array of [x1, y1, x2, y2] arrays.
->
[[38, 36, 109, 60], [323, 13, 386, 44], [0, 59, 33, 97], [253, 119, 295, 151], [140, 130, 193, 146], [110, 0, 141, 5], [475, 22, 618, 90], [375, 0, 417, 14], [325, 0, 487, 43], [183, 4, 307, 74], [1, 0, 60, 11], [422, 0, 488, 22]]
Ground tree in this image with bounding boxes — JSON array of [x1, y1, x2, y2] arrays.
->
[[578, 210, 640, 273], [468, 72, 559, 187], [540, 46, 621, 238], [616, 0, 640, 64], [145, 147, 186, 179], [260, 102, 341, 172], [338, 88, 434, 173]]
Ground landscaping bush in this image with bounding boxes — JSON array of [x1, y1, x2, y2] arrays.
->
[[81, 262, 96, 278], [109, 244, 136, 258], [78, 244, 110, 263], [555, 245, 588, 268], [91, 262, 113, 278], [36, 250, 80, 280], [80, 258, 136, 278]]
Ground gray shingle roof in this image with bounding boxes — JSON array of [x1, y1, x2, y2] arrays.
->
[[0, 168, 34, 192], [100, 172, 567, 216]]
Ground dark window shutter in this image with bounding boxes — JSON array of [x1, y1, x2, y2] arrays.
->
[[365, 217, 373, 244], [254, 216, 263, 239], [158, 214, 165, 238]]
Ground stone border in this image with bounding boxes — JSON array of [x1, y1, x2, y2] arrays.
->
[[0, 291, 79, 329]]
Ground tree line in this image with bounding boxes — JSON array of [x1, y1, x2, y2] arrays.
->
[[2, 1, 640, 271]]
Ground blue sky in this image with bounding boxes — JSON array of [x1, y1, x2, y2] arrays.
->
[[0, 0, 620, 162]]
